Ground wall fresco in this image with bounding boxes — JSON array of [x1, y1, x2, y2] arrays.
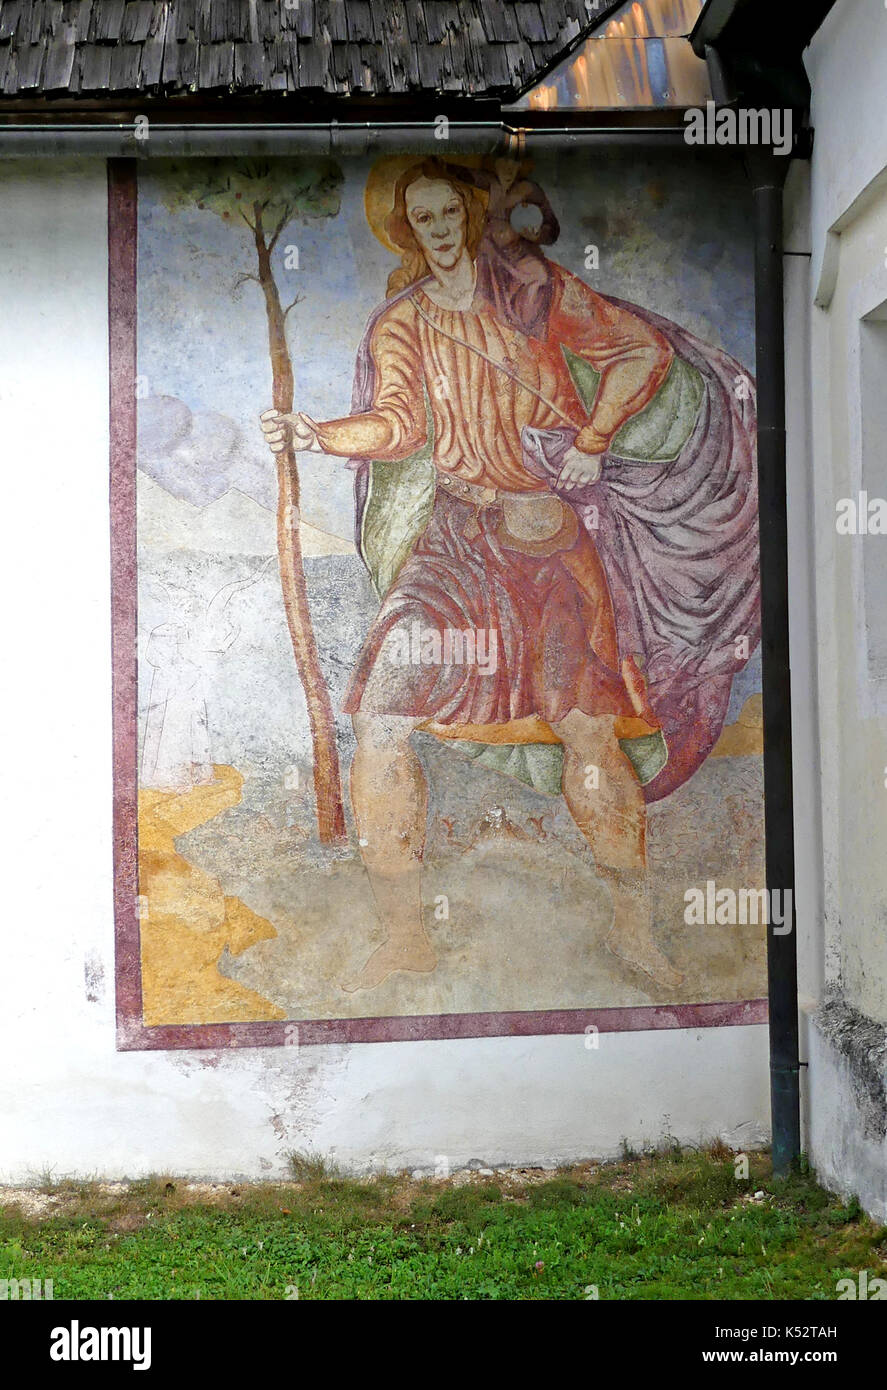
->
[[115, 147, 765, 1046]]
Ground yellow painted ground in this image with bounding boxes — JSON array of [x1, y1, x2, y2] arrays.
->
[[711, 693, 764, 757], [138, 765, 285, 1025], [135, 703, 763, 1028]]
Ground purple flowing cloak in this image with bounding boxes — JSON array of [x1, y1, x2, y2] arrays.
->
[[346, 280, 760, 803]]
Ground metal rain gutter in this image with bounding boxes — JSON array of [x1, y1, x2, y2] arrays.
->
[[0, 119, 700, 157]]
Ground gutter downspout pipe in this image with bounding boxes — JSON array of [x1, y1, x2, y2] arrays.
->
[[748, 147, 802, 1177], [696, 0, 804, 1176]]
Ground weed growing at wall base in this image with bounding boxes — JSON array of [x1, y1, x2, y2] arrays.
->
[[0, 1151, 883, 1301]]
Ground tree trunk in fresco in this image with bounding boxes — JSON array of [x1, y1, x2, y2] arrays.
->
[[253, 209, 347, 845]]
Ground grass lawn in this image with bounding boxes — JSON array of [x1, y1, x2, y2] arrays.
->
[[1, 1147, 884, 1301]]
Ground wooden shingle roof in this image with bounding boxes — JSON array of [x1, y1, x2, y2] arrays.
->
[[0, 1, 617, 101]]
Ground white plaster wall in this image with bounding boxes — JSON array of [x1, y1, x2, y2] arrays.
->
[[806, 1022, 887, 1224], [783, 0, 887, 1219], [798, 0, 887, 1028], [0, 157, 770, 1182], [806, 0, 887, 309], [823, 198, 887, 1025]]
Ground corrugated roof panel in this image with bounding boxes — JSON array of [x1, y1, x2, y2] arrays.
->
[[516, 0, 710, 108]]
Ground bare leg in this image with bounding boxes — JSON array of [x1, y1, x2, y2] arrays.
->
[[550, 708, 684, 990], [343, 712, 436, 992]]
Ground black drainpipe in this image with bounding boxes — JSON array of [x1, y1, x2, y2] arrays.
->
[[747, 150, 801, 1177], [695, 8, 816, 1180]]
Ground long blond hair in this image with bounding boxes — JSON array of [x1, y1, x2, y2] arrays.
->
[[384, 158, 487, 297]]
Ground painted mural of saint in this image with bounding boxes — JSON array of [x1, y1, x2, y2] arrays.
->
[[260, 156, 759, 996]]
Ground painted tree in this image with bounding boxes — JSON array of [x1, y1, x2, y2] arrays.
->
[[162, 159, 347, 843]]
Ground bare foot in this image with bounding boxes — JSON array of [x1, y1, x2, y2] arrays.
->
[[341, 937, 437, 993], [600, 874, 685, 991], [605, 923, 685, 991]]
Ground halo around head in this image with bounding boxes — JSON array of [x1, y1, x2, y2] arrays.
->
[[363, 153, 485, 253]]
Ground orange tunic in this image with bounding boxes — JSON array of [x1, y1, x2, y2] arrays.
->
[[314, 261, 673, 488], [332, 264, 671, 733]]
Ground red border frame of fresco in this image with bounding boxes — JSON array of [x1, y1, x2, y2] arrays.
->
[[110, 159, 768, 1052]]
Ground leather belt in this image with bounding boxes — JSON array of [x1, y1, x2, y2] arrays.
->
[[435, 471, 547, 508], [435, 469, 577, 554]]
